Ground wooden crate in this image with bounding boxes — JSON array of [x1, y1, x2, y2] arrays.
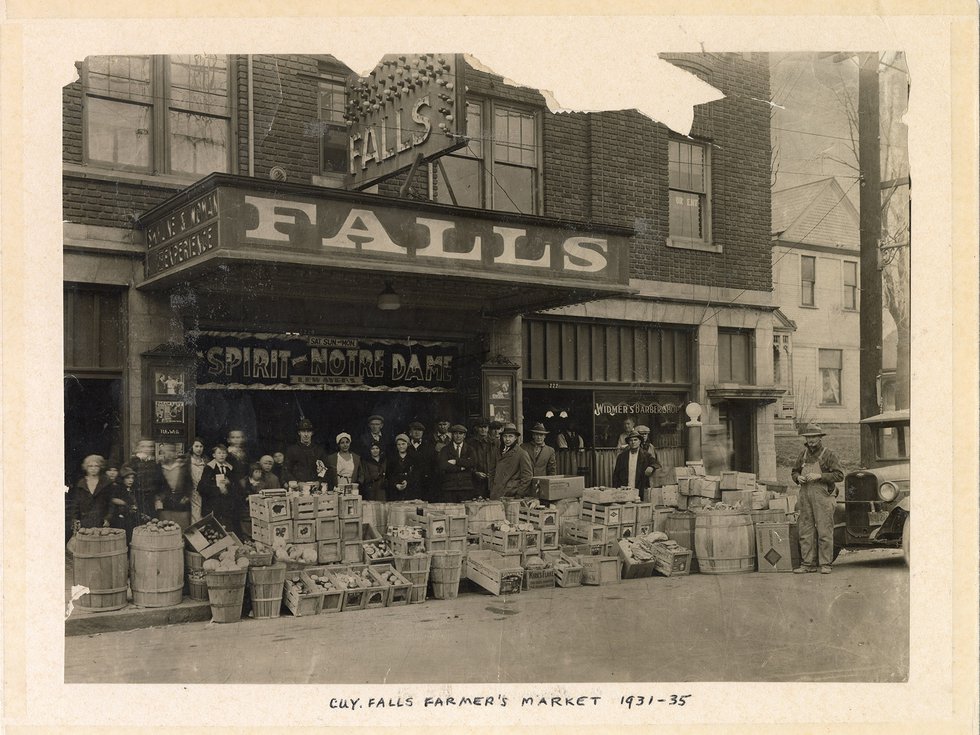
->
[[518, 506, 559, 529], [535, 475, 585, 501], [282, 575, 323, 616], [316, 539, 342, 564], [342, 541, 364, 563], [521, 529, 542, 551], [755, 522, 801, 573], [316, 516, 340, 540], [389, 536, 426, 556], [618, 503, 638, 526], [652, 544, 693, 577], [522, 566, 556, 590], [465, 550, 524, 596], [540, 529, 559, 550], [408, 514, 449, 539], [367, 564, 412, 606], [303, 569, 344, 613], [446, 537, 466, 553], [447, 516, 468, 538], [341, 518, 362, 541], [251, 519, 291, 547], [660, 486, 680, 508], [248, 495, 291, 523], [578, 555, 621, 586], [362, 537, 394, 565], [289, 494, 318, 520], [678, 477, 692, 496], [582, 486, 640, 504], [292, 519, 316, 543], [635, 522, 652, 536], [621, 557, 657, 579], [426, 537, 448, 552], [316, 493, 339, 518], [559, 540, 604, 557], [562, 519, 611, 546], [635, 502, 653, 524], [338, 495, 362, 519], [581, 501, 623, 525], [480, 528, 523, 553], [722, 490, 755, 509]]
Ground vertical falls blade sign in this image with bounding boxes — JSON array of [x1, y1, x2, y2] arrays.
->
[[346, 54, 468, 189]]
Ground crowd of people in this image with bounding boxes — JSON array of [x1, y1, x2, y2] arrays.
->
[[65, 415, 571, 544]]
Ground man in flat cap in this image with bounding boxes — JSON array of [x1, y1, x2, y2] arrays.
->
[[791, 423, 844, 574], [521, 422, 557, 477], [437, 423, 478, 502], [282, 417, 330, 488], [431, 419, 453, 454], [358, 414, 387, 456], [406, 420, 437, 498], [611, 430, 659, 491], [490, 423, 533, 499]]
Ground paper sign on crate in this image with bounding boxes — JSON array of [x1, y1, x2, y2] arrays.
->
[[465, 550, 524, 596]]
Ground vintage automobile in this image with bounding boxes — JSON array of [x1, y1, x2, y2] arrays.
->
[[834, 409, 910, 563]]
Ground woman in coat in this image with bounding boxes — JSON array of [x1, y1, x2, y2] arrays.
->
[[326, 432, 363, 491], [66, 455, 116, 534], [157, 442, 193, 528], [359, 443, 387, 502], [385, 434, 420, 500]]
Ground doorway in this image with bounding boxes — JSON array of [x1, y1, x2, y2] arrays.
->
[[64, 376, 124, 485], [720, 401, 755, 473]]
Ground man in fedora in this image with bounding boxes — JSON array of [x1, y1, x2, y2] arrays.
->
[[437, 423, 478, 502], [465, 417, 495, 496], [282, 417, 330, 488], [489, 423, 533, 499], [611, 430, 659, 490], [791, 423, 845, 574], [521, 422, 557, 477]]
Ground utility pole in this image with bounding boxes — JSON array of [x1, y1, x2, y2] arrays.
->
[[858, 52, 882, 465]]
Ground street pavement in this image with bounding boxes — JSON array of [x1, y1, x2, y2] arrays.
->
[[64, 548, 907, 684]]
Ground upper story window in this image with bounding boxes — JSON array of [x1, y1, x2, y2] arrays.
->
[[318, 74, 348, 180], [430, 99, 540, 214], [83, 54, 231, 176], [842, 260, 858, 310], [667, 138, 717, 252], [801, 254, 816, 307], [718, 329, 752, 384]]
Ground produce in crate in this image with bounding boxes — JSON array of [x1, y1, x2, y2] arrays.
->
[[308, 573, 338, 591], [386, 525, 423, 540], [202, 547, 250, 571], [284, 573, 312, 594], [363, 539, 394, 560], [135, 518, 183, 534], [332, 571, 374, 590], [488, 520, 535, 533], [274, 544, 319, 564]]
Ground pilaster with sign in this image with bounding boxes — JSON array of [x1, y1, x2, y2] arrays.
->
[[141, 344, 196, 459], [482, 358, 519, 426]]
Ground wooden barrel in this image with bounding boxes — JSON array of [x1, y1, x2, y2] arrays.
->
[[185, 549, 207, 600], [129, 526, 184, 607], [464, 500, 505, 536], [158, 510, 191, 530], [664, 510, 699, 572], [360, 501, 388, 533], [429, 550, 462, 599], [247, 563, 285, 619], [205, 568, 247, 623], [73, 529, 129, 611], [694, 510, 756, 574]]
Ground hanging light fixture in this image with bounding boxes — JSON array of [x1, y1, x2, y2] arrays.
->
[[377, 281, 401, 311]]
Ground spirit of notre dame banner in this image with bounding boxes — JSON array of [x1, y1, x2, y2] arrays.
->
[[190, 330, 459, 391]]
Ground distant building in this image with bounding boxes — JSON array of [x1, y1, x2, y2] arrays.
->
[[771, 177, 861, 440]]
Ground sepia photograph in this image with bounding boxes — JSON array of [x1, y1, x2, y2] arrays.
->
[[1, 5, 976, 733]]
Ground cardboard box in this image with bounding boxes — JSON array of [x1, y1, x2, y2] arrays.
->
[[768, 496, 789, 513], [692, 476, 721, 499], [535, 475, 585, 501], [583, 486, 640, 504], [671, 466, 696, 483], [736, 472, 757, 491], [719, 471, 739, 490], [687, 462, 706, 476]]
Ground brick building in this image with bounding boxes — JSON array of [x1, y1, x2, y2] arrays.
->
[[62, 51, 780, 484]]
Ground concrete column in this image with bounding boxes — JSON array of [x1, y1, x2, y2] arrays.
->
[[696, 322, 719, 425], [753, 317, 777, 481]]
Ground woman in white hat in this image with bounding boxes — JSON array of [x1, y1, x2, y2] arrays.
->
[[326, 432, 362, 491]]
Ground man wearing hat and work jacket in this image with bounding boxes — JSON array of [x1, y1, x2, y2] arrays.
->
[[282, 418, 330, 487], [466, 417, 495, 496], [437, 424, 478, 502], [406, 420, 436, 493], [490, 423, 534, 499], [611, 431, 659, 490], [521, 423, 557, 477], [791, 423, 845, 574]]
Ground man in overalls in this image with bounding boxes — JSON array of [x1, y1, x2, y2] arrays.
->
[[791, 423, 845, 574]]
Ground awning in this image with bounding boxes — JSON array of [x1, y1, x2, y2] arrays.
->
[[136, 174, 636, 317], [706, 386, 786, 405]]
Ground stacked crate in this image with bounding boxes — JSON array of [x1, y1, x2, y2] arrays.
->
[[517, 505, 560, 551], [568, 497, 658, 554], [422, 504, 468, 553], [247, 491, 366, 565]]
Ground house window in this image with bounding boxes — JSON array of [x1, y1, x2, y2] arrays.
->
[[430, 99, 539, 214], [801, 255, 816, 306], [667, 138, 715, 251], [718, 329, 752, 384], [318, 75, 348, 178], [819, 349, 843, 405], [842, 260, 858, 310], [83, 54, 231, 176]]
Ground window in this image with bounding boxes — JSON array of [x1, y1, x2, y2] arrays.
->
[[818, 349, 843, 405], [801, 255, 816, 306], [83, 54, 231, 176], [667, 138, 714, 250], [842, 260, 858, 310], [64, 286, 125, 370], [431, 99, 539, 214], [718, 330, 752, 384], [318, 75, 348, 178]]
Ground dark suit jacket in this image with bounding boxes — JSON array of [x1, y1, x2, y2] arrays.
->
[[385, 452, 421, 499], [611, 448, 659, 490], [520, 441, 557, 477], [437, 441, 478, 500]]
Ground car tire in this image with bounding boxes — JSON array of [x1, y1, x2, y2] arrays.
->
[[902, 516, 910, 565], [832, 524, 845, 562]]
